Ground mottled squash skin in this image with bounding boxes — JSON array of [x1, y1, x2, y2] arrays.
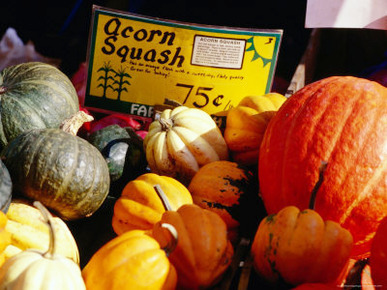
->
[[188, 160, 264, 243], [0, 62, 79, 149], [259, 76, 387, 259], [1, 128, 110, 220], [0, 159, 12, 213]]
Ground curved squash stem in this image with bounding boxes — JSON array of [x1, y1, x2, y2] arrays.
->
[[308, 161, 328, 210], [33, 201, 57, 259], [60, 111, 94, 136], [158, 118, 173, 131], [154, 184, 173, 211], [160, 223, 178, 257]]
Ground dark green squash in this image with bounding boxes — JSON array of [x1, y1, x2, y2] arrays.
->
[[1, 128, 110, 220], [88, 124, 148, 197], [0, 62, 79, 149], [0, 159, 12, 213]]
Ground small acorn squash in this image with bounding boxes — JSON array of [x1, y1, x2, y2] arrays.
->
[[4, 199, 80, 264], [82, 225, 178, 290], [224, 93, 286, 166], [0, 202, 86, 290], [144, 106, 229, 185], [112, 173, 193, 235], [188, 160, 264, 243], [152, 204, 234, 289]]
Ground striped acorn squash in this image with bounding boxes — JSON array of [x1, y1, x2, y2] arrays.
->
[[0, 62, 79, 149]]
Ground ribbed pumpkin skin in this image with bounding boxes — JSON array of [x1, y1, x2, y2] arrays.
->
[[152, 204, 234, 289], [251, 206, 353, 286], [0, 62, 79, 149], [1, 129, 110, 220], [0, 160, 12, 213], [259, 76, 387, 258]]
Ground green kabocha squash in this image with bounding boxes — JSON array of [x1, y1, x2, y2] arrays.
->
[[88, 124, 147, 197], [0, 159, 12, 213], [88, 125, 147, 182], [0, 62, 79, 149], [1, 128, 110, 221]]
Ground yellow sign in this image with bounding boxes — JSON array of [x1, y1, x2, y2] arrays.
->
[[84, 6, 282, 120]]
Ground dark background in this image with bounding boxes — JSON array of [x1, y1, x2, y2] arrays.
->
[[1, 0, 386, 88]]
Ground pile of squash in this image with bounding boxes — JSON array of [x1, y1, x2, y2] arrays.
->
[[0, 61, 386, 290]]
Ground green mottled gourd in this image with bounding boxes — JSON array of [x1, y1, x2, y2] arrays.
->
[[0, 62, 79, 149]]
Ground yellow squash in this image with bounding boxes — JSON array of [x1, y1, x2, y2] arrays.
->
[[0, 202, 85, 290], [82, 225, 178, 290], [0, 211, 11, 267], [4, 199, 80, 264], [112, 173, 193, 235], [224, 93, 286, 166]]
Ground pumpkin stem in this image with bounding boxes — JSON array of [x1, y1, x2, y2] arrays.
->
[[60, 110, 94, 136], [154, 185, 173, 211], [158, 118, 173, 131], [33, 201, 57, 258], [308, 161, 328, 210], [160, 223, 178, 257]]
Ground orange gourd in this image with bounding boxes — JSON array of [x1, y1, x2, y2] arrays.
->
[[251, 205, 353, 287], [251, 163, 353, 287], [188, 160, 264, 242], [112, 173, 193, 235], [224, 93, 286, 166], [152, 204, 234, 289], [259, 76, 387, 258]]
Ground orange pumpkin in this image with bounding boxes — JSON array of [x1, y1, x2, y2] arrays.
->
[[112, 173, 193, 235], [152, 204, 234, 289], [370, 215, 387, 288], [188, 160, 264, 242], [224, 93, 286, 166], [250, 205, 353, 287], [259, 76, 387, 258], [82, 226, 177, 290]]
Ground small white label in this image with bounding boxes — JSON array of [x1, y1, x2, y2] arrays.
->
[[191, 35, 246, 69]]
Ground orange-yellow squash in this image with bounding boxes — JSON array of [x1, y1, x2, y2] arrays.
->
[[251, 206, 353, 287], [224, 93, 286, 166], [112, 173, 193, 235], [82, 228, 177, 290], [188, 160, 263, 243], [152, 204, 234, 289]]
